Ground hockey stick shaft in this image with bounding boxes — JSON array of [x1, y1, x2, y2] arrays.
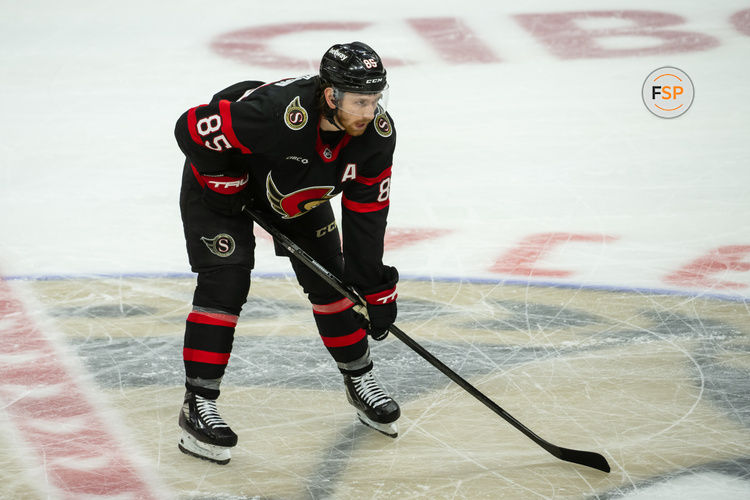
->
[[244, 207, 610, 473]]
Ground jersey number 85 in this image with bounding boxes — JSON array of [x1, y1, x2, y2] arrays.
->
[[197, 114, 232, 152]]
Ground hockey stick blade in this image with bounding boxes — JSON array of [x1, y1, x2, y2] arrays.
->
[[555, 447, 610, 473], [388, 324, 611, 473], [243, 207, 610, 473]]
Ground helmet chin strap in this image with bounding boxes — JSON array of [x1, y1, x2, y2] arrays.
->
[[325, 110, 344, 131], [324, 92, 345, 131]]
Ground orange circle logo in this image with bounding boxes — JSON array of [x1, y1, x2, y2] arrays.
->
[[642, 67, 694, 118]]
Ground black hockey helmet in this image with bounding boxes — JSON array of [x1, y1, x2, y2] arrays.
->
[[319, 41, 387, 94]]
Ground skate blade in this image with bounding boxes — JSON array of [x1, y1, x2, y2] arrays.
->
[[356, 411, 398, 438], [178, 431, 232, 465]]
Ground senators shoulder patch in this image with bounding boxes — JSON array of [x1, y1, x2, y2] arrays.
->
[[284, 96, 308, 130], [374, 110, 392, 138]]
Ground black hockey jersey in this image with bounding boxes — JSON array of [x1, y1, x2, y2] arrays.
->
[[174, 75, 396, 290]]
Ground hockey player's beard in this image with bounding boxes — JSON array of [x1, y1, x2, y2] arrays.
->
[[334, 110, 372, 137]]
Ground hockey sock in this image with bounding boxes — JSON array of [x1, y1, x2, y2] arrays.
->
[[183, 306, 238, 399], [311, 296, 372, 376]]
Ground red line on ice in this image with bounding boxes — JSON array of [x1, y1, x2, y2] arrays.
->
[[0, 278, 159, 499]]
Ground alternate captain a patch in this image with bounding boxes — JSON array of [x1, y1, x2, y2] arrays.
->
[[374, 109, 392, 138], [284, 96, 308, 130]]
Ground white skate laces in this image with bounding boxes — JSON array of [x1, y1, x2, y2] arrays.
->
[[195, 395, 230, 429], [345, 370, 400, 438], [352, 372, 391, 409]]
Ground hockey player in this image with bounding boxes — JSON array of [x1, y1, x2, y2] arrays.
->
[[174, 42, 400, 464]]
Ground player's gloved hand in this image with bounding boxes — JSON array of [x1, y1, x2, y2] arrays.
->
[[199, 172, 252, 216], [360, 266, 399, 341]]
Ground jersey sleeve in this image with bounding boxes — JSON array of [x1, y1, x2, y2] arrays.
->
[[174, 86, 280, 175], [341, 122, 397, 290]]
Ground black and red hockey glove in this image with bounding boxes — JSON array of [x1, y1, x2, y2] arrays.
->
[[198, 171, 252, 216], [360, 266, 399, 341]]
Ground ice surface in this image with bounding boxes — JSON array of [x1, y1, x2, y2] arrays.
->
[[1, 0, 749, 498]]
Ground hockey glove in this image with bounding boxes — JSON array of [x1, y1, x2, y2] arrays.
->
[[360, 266, 399, 341], [199, 171, 252, 216]]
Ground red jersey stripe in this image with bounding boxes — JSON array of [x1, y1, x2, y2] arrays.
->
[[342, 196, 389, 213], [312, 297, 355, 315], [187, 311, 238, 328], [187, 106, 205, 146], [183, 347, 231, 365], [219, 100, 252, 154], [354, 166, 392, 186], [320, 329, 366, 348]]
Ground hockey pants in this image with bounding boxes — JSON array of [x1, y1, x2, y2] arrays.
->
[[179, 163, 371, 399]]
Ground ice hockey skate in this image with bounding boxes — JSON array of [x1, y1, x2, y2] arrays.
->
[[178, 391, 238, 465], [344, 370, 400, 437]]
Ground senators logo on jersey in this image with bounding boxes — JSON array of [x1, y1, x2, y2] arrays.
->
[[200, 233, 236, 257], [284, 96, 308, 131], [266, 173, 335, 219], [374, 108, 392, 138]]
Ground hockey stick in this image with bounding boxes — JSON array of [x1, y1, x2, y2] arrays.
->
[[244, 206, 610, 473]]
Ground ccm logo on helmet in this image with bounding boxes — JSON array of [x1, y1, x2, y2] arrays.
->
[[366, 78, 384, 84]]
